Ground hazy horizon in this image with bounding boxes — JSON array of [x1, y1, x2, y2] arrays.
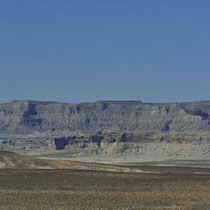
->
[[2, 98, 210, 105]]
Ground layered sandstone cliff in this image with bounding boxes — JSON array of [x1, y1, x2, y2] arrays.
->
[[0, 100, 210, 135]]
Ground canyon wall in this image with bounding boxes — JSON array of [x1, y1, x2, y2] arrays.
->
[[0, 100, 210, 135]]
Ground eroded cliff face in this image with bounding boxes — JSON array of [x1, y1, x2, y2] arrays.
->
[[0, 100, 210, 135], [0, 132, 209, 164]]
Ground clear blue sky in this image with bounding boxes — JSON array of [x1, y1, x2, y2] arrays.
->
[[0, 0, 210, 103]]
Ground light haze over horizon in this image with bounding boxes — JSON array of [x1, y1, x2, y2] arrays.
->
[[0, 0, 210, 104]]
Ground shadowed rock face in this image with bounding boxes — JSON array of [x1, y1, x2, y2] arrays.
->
[[1, 100, 210, 135]]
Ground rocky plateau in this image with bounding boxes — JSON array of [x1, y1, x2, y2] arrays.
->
[[0, 100, 209, 165]]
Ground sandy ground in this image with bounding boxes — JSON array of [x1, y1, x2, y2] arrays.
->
[[0, 167, 209, 210]]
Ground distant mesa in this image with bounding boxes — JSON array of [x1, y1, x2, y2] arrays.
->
[[0, 100, 210, 135]]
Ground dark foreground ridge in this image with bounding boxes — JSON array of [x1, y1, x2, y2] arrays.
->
[[1, 100, 210, 135]]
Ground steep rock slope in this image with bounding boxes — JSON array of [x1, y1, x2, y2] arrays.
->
[[0, 100, 210, 134]]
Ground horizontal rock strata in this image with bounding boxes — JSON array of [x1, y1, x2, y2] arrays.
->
[[1, 100, 210, 135]]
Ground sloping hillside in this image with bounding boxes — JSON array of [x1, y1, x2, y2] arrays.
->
[[0, 151, 144, 173]]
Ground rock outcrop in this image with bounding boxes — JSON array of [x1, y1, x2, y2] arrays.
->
[[0, 100, 210, 135]]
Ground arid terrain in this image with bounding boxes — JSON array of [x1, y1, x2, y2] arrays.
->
[[1, 0, 210, 208], [0, 100, 210, 165], [0, 100, 210, 209], [0, 152, 209, 210], [0, 167, 210, 210]]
